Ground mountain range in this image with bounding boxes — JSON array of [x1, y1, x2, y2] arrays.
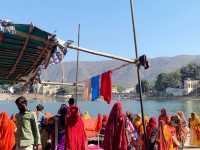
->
[[41, 55, 200, 87]]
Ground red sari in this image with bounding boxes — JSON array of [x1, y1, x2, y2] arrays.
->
[[146, 117, 157, 139], [65, 106, 86, 150], [103, 102, 128, 150]]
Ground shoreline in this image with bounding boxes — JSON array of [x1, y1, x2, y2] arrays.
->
[[0, 93, 200, 101], [144, 96, 200, 101], [0, 93, 54, 101]]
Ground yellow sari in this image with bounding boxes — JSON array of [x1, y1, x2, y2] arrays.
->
[[190, 112, 200, 146]]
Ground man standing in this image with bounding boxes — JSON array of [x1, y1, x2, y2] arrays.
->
[[15, 96, 42, 150]]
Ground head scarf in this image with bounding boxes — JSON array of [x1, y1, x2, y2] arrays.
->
[[96, 113, 102, 131], [159, 108, 169, 125], [103, 101, 128, 150], [146, 116, 157, 139]]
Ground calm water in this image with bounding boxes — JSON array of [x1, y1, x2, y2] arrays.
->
[[0, 98, 200, 118]]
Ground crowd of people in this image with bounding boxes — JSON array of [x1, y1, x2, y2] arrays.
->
[[1, 96, 200, 150]]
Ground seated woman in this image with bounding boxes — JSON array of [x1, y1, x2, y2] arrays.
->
[[82, 112, 102, 139]]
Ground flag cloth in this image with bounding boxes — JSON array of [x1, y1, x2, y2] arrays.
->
[[100, 71, 112, 104], [91, 75, 100, 101], [83, 80, 91, 101]]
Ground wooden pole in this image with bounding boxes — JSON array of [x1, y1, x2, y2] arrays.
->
[[75, 24, 80, 104], [67, 45, 137, 64], [130, 0, 148, 147]]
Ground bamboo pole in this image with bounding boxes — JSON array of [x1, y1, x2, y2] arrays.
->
[[41, 81, 83, 86], [130, 0, 148, 147], [75, 24, 80, 104], [67, 45, 137, 64]]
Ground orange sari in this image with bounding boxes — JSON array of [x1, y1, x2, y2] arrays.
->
[[159, 121, 174, 150], [0, 112, 16, 150]]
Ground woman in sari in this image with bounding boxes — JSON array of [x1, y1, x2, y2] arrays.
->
[[169, 115, 181, 150], [158, 108, 169, 126], [189, 112, 200, 146], [65, 105, 86, 150], [0, 112, 16, 150], [158, 120, 174, 150], [103, 101, 128, 150], [146, 117, 158, 150], [176, 111, 188, 147]]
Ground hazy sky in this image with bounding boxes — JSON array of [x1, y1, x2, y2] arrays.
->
[[1, 0, 200, 61]]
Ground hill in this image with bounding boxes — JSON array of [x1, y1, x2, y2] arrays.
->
[[41, 55, 200, 87]]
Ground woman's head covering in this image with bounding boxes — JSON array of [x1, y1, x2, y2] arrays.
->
[[146, 116, 157, 139], [160, 108, 167, 116], [103, 102, 128, 150], [82, 111, 91, 119], [191, 112, 200, 123], [149, 116, 157, 128], [145, 116, 150, 124]]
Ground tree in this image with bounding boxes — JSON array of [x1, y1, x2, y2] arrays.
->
[[180, 63, 200, 81], [136, 80, 150, 94], [167, 71, 181, 88], [154, 71, 181, 92], [154, 73, 169, 91]]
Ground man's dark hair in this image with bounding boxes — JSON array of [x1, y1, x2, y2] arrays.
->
[[15, 96, 27, 105], [36, 104, 44, 111], [68, 97, 75, 106]]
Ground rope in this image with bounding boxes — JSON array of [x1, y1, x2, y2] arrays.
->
[[76, 62, 131, 84]]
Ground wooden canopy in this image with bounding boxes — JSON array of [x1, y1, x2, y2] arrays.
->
[[0, 20, 64, 84]]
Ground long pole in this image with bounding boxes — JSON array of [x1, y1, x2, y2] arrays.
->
[[67, 45, 136, 64], [130, 0, 148, 147], [75, 24, 80, 104]]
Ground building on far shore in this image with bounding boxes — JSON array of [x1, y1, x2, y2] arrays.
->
[[166, 87, 184, 96], [184, 79, 200, 95], [122, 87, 135, 94], [34, 83, 62, 96]]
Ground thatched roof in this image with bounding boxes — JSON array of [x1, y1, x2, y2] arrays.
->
[[0, 20, 66, 84]]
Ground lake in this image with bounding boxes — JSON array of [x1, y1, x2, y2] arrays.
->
[[1, 98, 200, 119]]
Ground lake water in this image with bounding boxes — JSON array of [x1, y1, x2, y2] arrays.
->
[[1, 98, 200, 119]]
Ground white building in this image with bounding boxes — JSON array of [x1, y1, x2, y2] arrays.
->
[[122, 87, 135, 93], [184, 79, 200, 95]]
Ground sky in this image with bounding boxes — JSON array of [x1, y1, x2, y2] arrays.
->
[[1, 0, 200, 61]]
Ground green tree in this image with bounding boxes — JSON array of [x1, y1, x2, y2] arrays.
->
[[168, 71, 181, 88], [180, 63, 200, 81], [154, 72, 181, 92], [154, 73, 169, 91], [136, 80, 150, 94]]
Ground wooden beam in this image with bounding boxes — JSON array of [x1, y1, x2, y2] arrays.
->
[[41, 81, 83, 86], [7, 24, 34, 78], [67, 45, 137, 63], [15, 31, 50, 45]]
